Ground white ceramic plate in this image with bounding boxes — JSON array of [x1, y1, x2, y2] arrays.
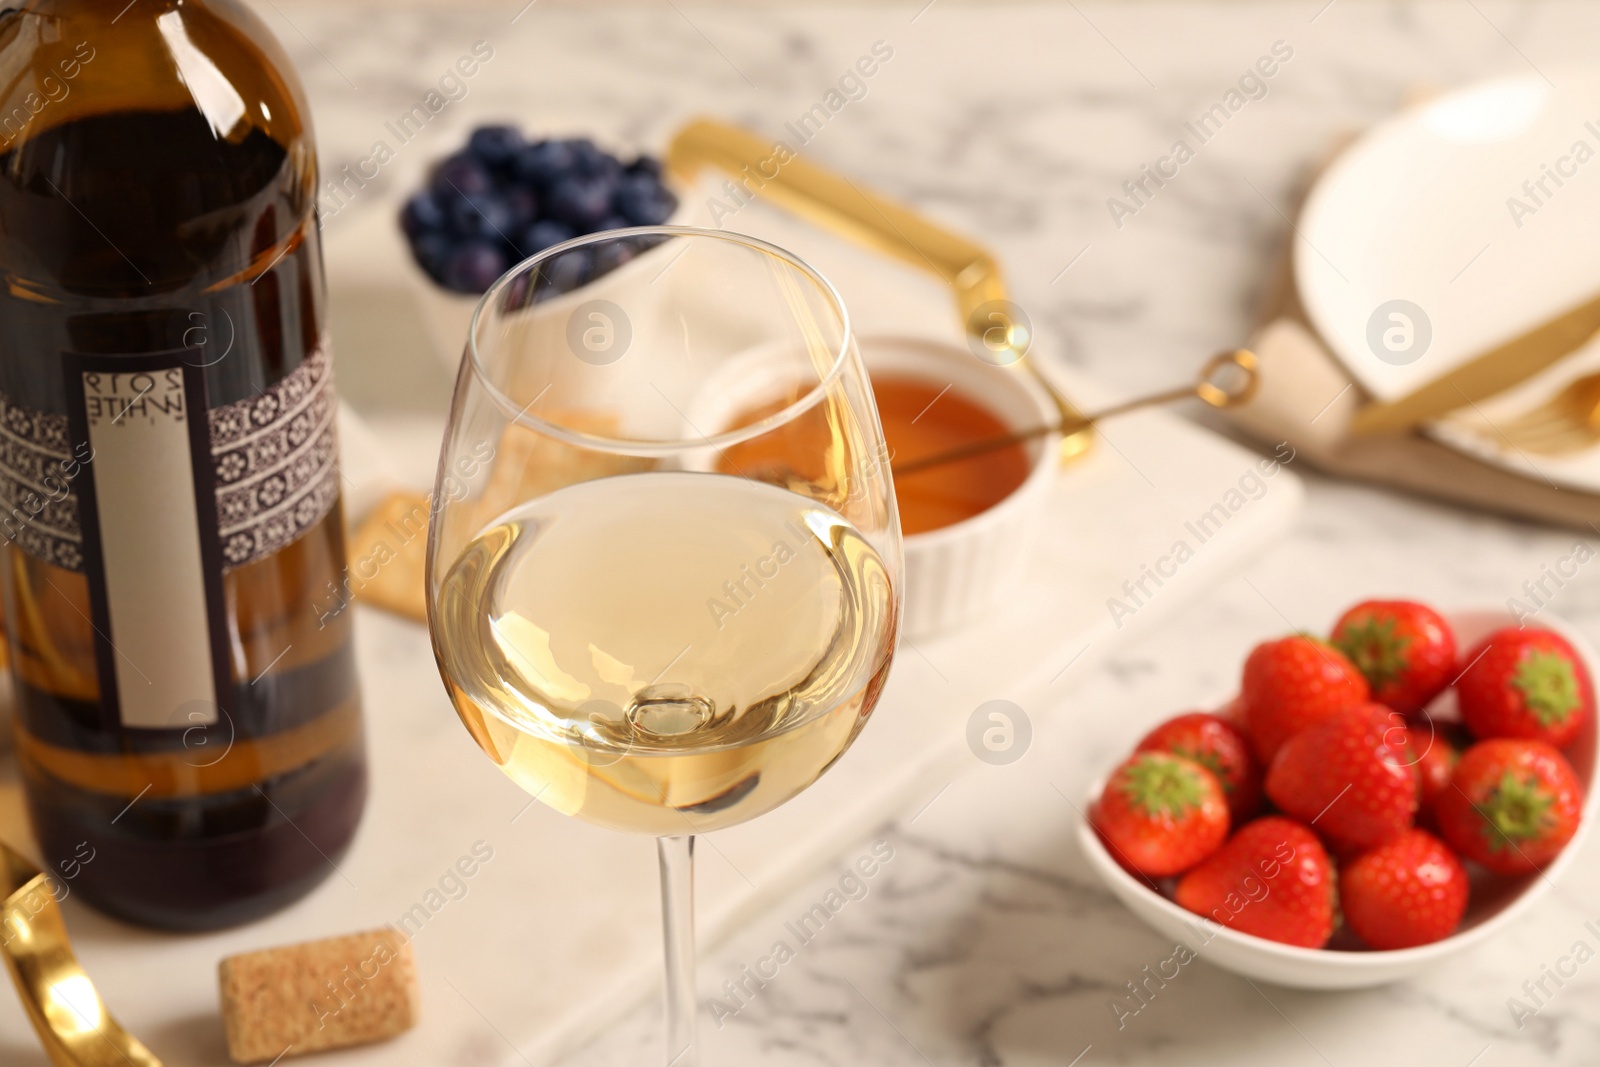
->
[[1298, 70, 1600, 404], [1426, 329, 1600, 492], [1298, 70, 1600, 493], [1078, 606, 1599, 990]]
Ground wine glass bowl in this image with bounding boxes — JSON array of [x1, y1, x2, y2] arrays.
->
[[431, 466, 897, 836], [424, 227, 902, 1065]]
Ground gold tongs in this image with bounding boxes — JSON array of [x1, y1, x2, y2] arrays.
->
[[0, 841, 161, 1066], [666, 118, 1095, 466]]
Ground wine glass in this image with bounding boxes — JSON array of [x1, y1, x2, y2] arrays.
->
[[425, 226, 902, 1065]]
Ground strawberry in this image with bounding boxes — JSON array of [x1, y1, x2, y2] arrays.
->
[[1092, 752, 1229, 877], [1174, 817, 1336, 948], [1240, 635, 1370, 763], [1265, 703, 1417, 852], [1136, 712, 1263, 824], [1340, 829, 1468, 950], [1457, 627, 1593, 749], [1435, 739, 1584, 875], [1410, 715, 1463, 827], [1332, 599, 1457, 716]]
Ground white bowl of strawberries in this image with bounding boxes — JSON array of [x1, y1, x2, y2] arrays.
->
[[1078, 600, 1597, 989]]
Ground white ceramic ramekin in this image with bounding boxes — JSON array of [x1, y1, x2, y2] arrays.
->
[[680, 333, 1060, 639], [861, 336, 1058, 639], [408, 201, 697, 372], [408, 232, 689, 372], [410, 259, 475, 365]]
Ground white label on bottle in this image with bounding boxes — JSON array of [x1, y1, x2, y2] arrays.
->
[[80, 367, 218, 728]]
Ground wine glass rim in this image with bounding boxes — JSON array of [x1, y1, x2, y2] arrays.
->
[[466, 224, 854, 457]]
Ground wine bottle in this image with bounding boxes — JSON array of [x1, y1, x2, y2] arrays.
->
[[0, 0, 366, 930]]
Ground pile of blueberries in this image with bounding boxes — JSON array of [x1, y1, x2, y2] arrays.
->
[[400, 125, 678, 295]]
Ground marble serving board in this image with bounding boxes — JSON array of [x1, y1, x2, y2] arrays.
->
[[0, 195, 1301, 1067]]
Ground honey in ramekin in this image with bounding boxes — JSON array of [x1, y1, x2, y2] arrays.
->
[[721, 373, 1031, 536]]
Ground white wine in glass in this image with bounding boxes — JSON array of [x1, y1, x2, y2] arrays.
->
[[426, 227, 902, 1066]]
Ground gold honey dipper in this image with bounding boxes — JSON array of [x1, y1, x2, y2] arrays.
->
[[891, 349, 1260, 477]]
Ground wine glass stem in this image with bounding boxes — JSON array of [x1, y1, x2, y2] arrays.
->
[[658, 834, 699, 1066]]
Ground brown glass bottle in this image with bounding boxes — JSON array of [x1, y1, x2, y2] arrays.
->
[[0, 0, 366, 930]]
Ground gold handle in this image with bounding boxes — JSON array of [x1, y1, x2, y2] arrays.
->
[[665, 118, 1093, 465], [0, 842, 162, 1066]]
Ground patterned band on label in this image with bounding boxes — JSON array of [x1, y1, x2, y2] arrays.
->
[[210, 346, 340, 569], [0, 398, 82, 571], [0, 345, 340, 573]]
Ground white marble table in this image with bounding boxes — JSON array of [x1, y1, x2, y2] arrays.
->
[[256, 2, 1600, 1064]]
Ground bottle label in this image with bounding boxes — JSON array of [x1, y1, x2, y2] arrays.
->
[[0, 345, 339, 729], [67, 353, 231, 729]]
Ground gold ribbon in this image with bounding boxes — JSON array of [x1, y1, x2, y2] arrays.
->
[[0, 841, 161, 1066]]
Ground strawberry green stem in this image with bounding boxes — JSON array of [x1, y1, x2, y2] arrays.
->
[[1122, 754, 1208, 817], [1335, 617, 1412, 688], [1513, 651, 1580, 727], [1477, 771, 1556, 852]]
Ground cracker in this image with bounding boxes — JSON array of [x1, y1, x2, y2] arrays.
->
[[348, 412, 649, 626], [349, 491, 431, 623]]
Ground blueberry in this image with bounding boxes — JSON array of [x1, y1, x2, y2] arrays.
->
[[540, 247, 592, 295], [518, 219, 575, 256], [449, 191, 516, 240], [468, 125, 526, 169], [613, 173, 676, 226], [625, 155, 663, 179], [514, 140, 576, 188], [571, 140, 624, 181], [564, 138, 603, 172], [504, 186, 540, 229], [400, 191, 448, 238], [431, 153, 493, 197], [596, 214, 631, 232], [411, 231, 454, 282], [590, 240, 636, 277], [442, 240, 508, 294], [548, 175, 616, 232]]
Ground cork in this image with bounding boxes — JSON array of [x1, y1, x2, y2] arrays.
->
[[218, 926, 418, 1064]]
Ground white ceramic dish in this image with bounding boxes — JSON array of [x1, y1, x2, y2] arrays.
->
[[682, 334, 1060, 640], [1297, 70, 1600, 404], [1427, 329, 1600, 493], [409, 188, 704, 372], [1296, 70, 1600, 494], [1078, 606, 1600, 990], [860, 336, 1059, 638], [408, 217, 692, 372]]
